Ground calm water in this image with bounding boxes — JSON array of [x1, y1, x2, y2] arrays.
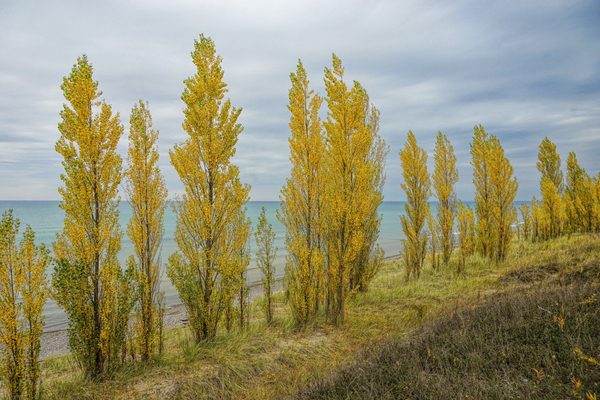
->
[[1, 200, 523, 332]]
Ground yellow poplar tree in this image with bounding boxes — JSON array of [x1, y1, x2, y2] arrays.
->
[[19, 226, 48, 400], [456, 201, 475, 273], [470, 125, 495, 258], [124, 100, 168, 362], [565, 152, 595, 233], [432, 131, 459, 266], [350, 104, 388, 293], [167, 35, 251, 342], [399, 131, 430, 280], [536, 137, 563, 194], [540, 177, 562, 239], [255, 207, 277, 323], [323, 54, 378, 323], [537, 138, 563, 237], [278, 60, 326, 324], [52, 55, 136, 378], [0, 211, 48, 399], [488, 135, 518, 261], [0, 210, 23, 400]]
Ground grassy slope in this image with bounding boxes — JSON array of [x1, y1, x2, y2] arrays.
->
[[37, 234, 600, 399]]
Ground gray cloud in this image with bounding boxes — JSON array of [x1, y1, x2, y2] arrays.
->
[[0, 0, 598, 201]]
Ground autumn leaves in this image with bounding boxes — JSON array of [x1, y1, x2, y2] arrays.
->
[[280, 57, 388, 325], [399, 126, 518, 280], [167, 35, 251, 343]]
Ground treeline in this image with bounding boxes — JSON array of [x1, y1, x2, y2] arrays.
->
[[0, 32, 599, 394], [398, 125, 519, 280], [398, 129, 600, 286], [521, 138, 600, 241]]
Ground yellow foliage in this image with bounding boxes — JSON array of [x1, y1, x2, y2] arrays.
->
[[432, 132, 458, 266], [540, 177, 563, 239], [471, 126, 517, 261], [278, 60, 326, 325], [488, 135, 518, 261], [399, 131, 430, 280], [0, 211, 48, 399], [52, 55, 135, 378], [456, 201, 475, 273], [471, 125, 495, 258], [322, 54, 385, 323], [566, 152, 597, 233], [536, 137, 563, 194], [167, 35, 251, 342], [124, 100, 168, 362], [256, 207, 277, 323]]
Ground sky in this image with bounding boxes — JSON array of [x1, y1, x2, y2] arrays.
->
[[1, 0, 599, 201]]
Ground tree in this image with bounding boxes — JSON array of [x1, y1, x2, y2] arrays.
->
[[399, 131, 430, 280], [519, 202, 531, 241], [278, 60, 326, 324], [256, 207, 277, 323], [124, 100, 168, 362], [52, 55, 135, 378], [432, 132, 458, 266], [0, 211, 48, 400], [565, 152, 595, 233], [488, 135, 518, 261], [19, 226, 48, 400], [426, 212, 440, 270], [322, 54, 381, 323], [536, 137, 563, 194], [530, 197, 541, 241], [537, 138, 563, 237], [470, 125, 495, 258], [349, 104, 388, 293], [167, 35, 251, 342], [456, 201, 475, 273], [540, 177, 562, 239]]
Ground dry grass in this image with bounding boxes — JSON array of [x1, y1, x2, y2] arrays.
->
[[28, 233, 600, 399]]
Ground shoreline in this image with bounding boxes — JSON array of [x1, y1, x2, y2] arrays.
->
[[39, 280, 284, 361]]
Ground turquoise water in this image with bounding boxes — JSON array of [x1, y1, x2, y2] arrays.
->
[[1, 200, 514, 331]]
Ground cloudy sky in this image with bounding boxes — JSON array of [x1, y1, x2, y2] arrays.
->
[[1, 0, 599, 201]]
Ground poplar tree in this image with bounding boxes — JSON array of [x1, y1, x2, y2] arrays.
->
[[350, 104, 388, 293], [537, 138, 563, 237], [470, 125, 494, 258], [399, 131, 430, 280], [278, 60, 326, 324], [540, 177, 562, 239], [456, 201, 475, 273], [167, 35, 251, 342], [0, 211, 48, 400], [322, 54, 381, 323], [52, 55, 135, 378], [432, 132, 458, 266], [564, 152, 594, 233], [256, 207, 277, 323], [536, 137, 563, 194], [124, 100, 167, 362], [488, 135, 518, 261]]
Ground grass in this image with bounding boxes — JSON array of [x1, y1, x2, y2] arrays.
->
[[28, 233, 600, 399]]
